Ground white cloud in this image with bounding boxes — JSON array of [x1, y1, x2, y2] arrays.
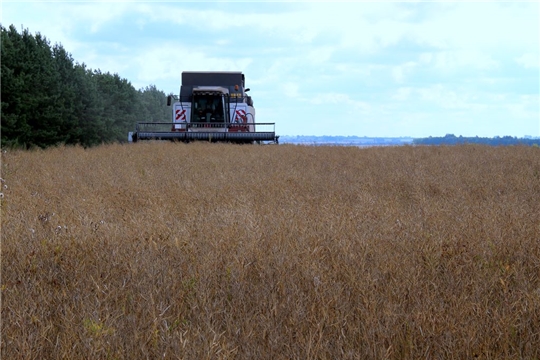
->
[[515, 53, 540, 69], [133, 43, 253, 90], [306, 46, 334, 65], [417, 84, 481, 110], [392, 87, 413, 101], [309, 93, 371, 113], [505, 95, 540, 119], [392, 61, 417, 83], [282, 82, 300, 98], [418, 53, 433, 64], [409, 3, 539, 51], [429, 50, 499, 72]]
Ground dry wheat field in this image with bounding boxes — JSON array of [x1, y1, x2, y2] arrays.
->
[[1, 142, 539, 359]]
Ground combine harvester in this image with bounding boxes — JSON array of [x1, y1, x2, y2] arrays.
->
[[129, 71, 278, 144]]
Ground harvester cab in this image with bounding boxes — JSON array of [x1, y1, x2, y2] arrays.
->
[[130, 71, 278, 144], [190, 87, 228, 125]]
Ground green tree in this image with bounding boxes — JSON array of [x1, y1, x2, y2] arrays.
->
[[138, 85, 171, 123], [1, 25, 68, 148], [70, 64, 107, 147], [1, 24, 174, 148], [51, 43, 82, 145], [1, 25, 32, 147], [93, 70, 140, 143]]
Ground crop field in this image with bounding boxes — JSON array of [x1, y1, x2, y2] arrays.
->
[[1, 142, 539, 359]]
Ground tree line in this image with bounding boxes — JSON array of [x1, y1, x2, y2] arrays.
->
[[1, 24, 171, 149], [413, 134, 540, 146]]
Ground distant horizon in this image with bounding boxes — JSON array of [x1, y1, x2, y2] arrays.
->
[[278, 134, 540, 139], [279, 134, 540, 147]]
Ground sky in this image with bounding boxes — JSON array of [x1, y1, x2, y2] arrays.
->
[[1, 1, 539, 138]]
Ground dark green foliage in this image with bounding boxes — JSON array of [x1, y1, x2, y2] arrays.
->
[[1, 25, 34, 148], [139, 85, 171, 123], [1, 24, 170, 148]]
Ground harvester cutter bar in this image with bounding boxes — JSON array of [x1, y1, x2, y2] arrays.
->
[[133, 122, 278, 144]]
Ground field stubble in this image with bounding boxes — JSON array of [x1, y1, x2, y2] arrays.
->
[[1, 142, 539, 359]]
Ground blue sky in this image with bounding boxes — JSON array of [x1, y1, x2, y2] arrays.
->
[[2, 1, 539, 137]]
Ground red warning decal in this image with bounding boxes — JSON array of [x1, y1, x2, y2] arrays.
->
[[175, 109, 186, 122], [235, 110, 247, 123]]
